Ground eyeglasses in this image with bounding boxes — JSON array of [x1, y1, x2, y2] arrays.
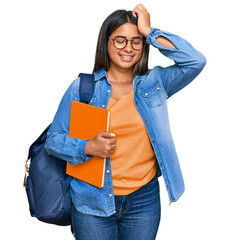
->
[[109, 36, 144, 50]]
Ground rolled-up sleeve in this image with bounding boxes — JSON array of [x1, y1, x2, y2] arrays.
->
[[146, 28, 206, 97]]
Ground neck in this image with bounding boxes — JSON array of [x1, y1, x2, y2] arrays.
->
[[107, 66, 134, 84]]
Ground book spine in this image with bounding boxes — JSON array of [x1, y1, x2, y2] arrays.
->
[[101, 110, 110, 188]]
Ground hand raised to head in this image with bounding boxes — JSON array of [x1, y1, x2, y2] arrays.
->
[[132, 4, 151, 37]]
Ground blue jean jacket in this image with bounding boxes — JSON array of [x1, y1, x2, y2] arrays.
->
[[44, 28, 206, 217]]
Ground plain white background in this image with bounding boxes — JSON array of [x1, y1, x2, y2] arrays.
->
[[1, 0, 229, 239]]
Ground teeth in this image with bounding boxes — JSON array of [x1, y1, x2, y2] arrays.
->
[[122, 55, 132, 59]]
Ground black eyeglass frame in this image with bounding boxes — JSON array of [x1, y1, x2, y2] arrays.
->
[[109, 36, 145, 51]]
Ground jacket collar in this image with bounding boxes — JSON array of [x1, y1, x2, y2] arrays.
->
[[94, 68, 108, 81], [93, 67, 142, 89]]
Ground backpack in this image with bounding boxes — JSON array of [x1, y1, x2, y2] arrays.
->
[[24, 73, 95, 226]]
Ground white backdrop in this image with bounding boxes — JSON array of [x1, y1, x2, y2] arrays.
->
[[1, 0, 229, 239]]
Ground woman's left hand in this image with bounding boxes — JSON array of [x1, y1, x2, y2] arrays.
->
[[132, 4, 151, 37]]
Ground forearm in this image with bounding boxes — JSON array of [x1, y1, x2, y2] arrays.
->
[[146, 28, 206, 97], [44, 78, 92, 165], [45, 132, 91, 165], [146, 27, 206, 68], [156, 36, 176, 48]]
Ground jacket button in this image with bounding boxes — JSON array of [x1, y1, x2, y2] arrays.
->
[[152, 140, 155, 143], [109, 194, 113, 197], [157, 87, 160, 90], [135, 101, 138, 104], [102, 105, 105, 108], [145, 120, 148, 123], [160, 163, 163, 166], [108, 90, 111, 93]]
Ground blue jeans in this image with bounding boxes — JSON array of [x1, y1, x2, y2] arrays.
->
[[71, 174, 161, 240]]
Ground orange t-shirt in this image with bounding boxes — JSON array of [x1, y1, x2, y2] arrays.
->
[[107, 89, 157, 195]]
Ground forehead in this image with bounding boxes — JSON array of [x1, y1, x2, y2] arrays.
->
[[111, 23, 141, 38]]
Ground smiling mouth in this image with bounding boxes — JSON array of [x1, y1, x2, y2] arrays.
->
[[119, 55, 134, 61]]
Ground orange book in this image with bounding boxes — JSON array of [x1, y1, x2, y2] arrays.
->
[[66, 101, 110, 188]]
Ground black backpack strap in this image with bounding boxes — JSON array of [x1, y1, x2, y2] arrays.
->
[[79, 73, 95, 104]]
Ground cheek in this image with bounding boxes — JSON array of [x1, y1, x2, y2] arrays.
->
[[107, 43, 117, 62], [134, 51, 143, 63]]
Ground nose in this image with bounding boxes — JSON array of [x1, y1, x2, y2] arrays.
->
[[124, 40, 133, 52]]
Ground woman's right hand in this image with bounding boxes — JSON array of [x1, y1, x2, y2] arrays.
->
[[85, 131, 117, 159]]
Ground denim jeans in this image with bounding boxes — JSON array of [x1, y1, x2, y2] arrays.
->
[[71, 174, 161, 240]]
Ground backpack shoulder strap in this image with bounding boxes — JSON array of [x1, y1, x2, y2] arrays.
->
[[79, 73, 95, 104]]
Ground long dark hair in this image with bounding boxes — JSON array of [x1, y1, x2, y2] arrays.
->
[[93, 9, 149, 75]]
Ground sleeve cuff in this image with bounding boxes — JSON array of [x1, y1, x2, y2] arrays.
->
[[77, 139, 93, 163], [146, 27, 178, 51]]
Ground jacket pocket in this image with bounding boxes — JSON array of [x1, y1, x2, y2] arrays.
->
[[139, 81, 167, 108]]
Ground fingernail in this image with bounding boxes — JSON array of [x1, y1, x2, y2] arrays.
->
[[110, 133, 115, 136]]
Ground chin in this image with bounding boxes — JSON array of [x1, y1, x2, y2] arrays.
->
[[119, 59, 139, 69]]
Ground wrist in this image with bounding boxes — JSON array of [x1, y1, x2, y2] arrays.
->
[[85, 140, 91, 156], [142, 27, 151, 38]]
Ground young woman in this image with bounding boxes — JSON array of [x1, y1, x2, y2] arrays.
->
[[45, 4, 206, 240]]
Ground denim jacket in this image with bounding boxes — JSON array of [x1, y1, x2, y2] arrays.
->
[[44, 28, 206, 217]]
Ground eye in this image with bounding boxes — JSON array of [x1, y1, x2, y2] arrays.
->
[[115, 37, 126, 44], [133, 39, 142, 45]]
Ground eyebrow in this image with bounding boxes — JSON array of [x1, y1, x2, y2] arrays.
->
[[115, 35, 143, 39]]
